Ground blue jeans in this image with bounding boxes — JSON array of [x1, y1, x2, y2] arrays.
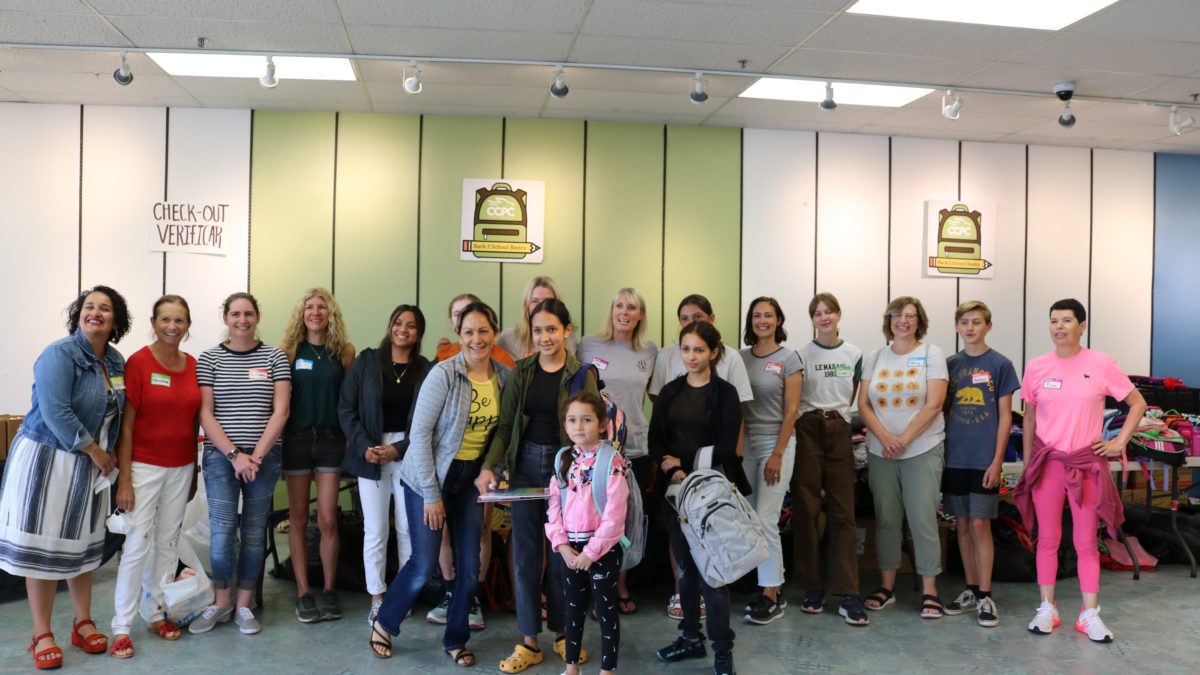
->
[[202, 445, 281, 590], [510, 440, 566, 637], [377, 459, 484, 651]]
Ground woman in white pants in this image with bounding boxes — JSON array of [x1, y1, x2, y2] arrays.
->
[[110, 295, 202, 658], [339, 304, 431, 625], [738, 297, 802, 625]]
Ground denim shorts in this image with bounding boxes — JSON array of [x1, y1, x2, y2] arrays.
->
[[282, 426, 345, 476]]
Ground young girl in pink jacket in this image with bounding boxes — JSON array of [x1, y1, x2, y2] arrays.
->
[[546, 391, 629, 675]]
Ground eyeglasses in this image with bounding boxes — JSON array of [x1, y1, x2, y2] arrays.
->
[[889, 313, 918, 321]]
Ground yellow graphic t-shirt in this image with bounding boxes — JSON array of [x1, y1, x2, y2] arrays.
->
[[456, 375, 500, 460]]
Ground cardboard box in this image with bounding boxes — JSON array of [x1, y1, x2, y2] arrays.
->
[[0, 414, 18, 461]]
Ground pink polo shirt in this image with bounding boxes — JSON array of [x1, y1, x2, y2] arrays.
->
[[1021, 348, 1134, 453]]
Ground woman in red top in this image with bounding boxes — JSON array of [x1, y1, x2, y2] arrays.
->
[[109, 295, 202, 658]]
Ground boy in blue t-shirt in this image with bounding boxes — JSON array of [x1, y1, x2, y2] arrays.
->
[[941, 301, 1020, 628]]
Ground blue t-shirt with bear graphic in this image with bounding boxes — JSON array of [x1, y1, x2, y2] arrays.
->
[[945, 348, 1020, 470]]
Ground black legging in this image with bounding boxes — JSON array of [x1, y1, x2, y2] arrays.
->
[[562, 543, 622, 671]]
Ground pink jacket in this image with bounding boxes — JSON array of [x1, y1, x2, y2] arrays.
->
[[545, 443, 630, 561]]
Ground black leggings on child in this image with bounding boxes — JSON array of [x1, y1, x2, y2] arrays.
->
[[562, 543, 622, 671]]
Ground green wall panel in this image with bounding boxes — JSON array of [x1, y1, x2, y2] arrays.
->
[[249, 110, 336, 344], [419, 116, 503, 355], [663, 125, 742, 345], [334, 113, 421, 351], [501, 118, 585, 336], [583, 122, 665, 347]]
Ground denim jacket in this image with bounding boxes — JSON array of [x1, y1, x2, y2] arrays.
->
[[18, 331, 126, 453]]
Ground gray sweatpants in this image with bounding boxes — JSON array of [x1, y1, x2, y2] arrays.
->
[[867, 443, 945, 577]]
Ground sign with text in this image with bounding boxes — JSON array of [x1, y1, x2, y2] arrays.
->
[[460, 179, 544, 263], [924, 200, 996, 279], [149, 200, 229, 255]]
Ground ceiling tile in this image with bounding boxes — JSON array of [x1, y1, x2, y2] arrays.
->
[[357, 60, 545, 87], [581, 0, 831, 46], [542, 108, 707, 124], [873, 107, 1044, 134], [336, 0, 588, 33], [771, 49, 989, 85], [0, 70, 193, 98], [0, 11, 129, 46], [204, 96, 372, 112], [105, 16, 351, 52], [0, 1, 90, 13], [1069, 0, 1200, 44], [713, 96, 896, 126], [365, 81, 546, 108], [0, 48, 165, 75], [568, 34, 787, 71], [173, 76, 365, 102], [801, 15, 1047, 61], [857, 124, 1009, 143], [1125, 76, 1200, 104], [1016, 117, 1173, 144], [956, 63, 1171, 98], [1124, 142, 1200, 154], [346, 24, 575, 60], [372, 102, 543, 116], [1004, 32, 1200, 77], [549, 89, 730, 116], [89, 0, 336, 22]]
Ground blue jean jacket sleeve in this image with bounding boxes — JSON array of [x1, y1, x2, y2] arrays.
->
[[33, 344, 95, 453]]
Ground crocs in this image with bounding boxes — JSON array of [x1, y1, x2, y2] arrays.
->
[[499, 644, 545, 673]]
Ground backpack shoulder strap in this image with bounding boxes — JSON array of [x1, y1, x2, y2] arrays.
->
[[592, 441, 632, 549], [568, 363, 599, 396], [554, 446, 572, 517]]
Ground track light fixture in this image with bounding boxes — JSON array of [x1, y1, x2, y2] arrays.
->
[[112, 51, 133, 86], [819, 82, 836, 111], [942, 89, 963, 120], [1169, 105, 1195, 135], [1058, 101, 1076, 128], [260, 56, 278, 88], [549, 66, 569, 99], [402, 60, 423, 95], [689, 72, 708, 104]]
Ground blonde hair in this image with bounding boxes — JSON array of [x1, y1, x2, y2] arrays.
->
[[513, 276, 563, 353], [280, 287, 351, 361], [954, 300, 992, 324], [597, 287, 648, 351]]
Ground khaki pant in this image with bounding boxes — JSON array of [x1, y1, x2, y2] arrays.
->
[[867, 444, 945, 577], [792, 411, 859, 595]]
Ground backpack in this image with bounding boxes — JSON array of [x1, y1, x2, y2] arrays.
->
[[567, 366, 628, 450], [669, 462, 769, 588], [553, 441, 647, 571]]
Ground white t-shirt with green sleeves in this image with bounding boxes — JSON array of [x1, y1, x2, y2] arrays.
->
[[797, 339, 863, 423]]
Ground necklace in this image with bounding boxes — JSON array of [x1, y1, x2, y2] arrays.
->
[[391, 361, 411, 384], [307, 342, 326, 361]]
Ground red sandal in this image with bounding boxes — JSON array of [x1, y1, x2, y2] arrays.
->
[[109, 634, 134, 659], [147, 619, 181, 641], [29, 632, 63, 670], [71, 618, 108, 654]]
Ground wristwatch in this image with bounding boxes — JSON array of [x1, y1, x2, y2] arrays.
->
[[225, 447, 239, 462]]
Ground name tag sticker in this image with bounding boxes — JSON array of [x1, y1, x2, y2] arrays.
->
[[907, 357, 926, 368], [591, 357, 609, 371], [109, 376, 125, 390], [295, 358, 314, 371], [248, 368, 269, 381], [972, 373, 991, 385], [1044, 379, 1062, 390], [765, 361, 783, 375], [150, 373, 172, 387]]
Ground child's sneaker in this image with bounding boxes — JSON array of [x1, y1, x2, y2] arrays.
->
[[838, 595, 870, 626], [943, 588, 977, 615], [976, 596, 999, 628], [1027, 599, 1060, 635], [713, 650, 736, 675], [667, 594, 683, 620], [1075, 607, 1114, 643], [744, 595, 784, 625], [656, 635, 706, 662], [469, 594, 486, 631], [426, 591, 451, 625]]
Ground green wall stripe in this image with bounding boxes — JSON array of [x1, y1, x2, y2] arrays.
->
[[249, 110, 337, 344], [419, 116, 503, 355], [501, 118, 585, 336], [663, 125, 742, 345], [333, 113, 421, 352], [583, 122, 665, 346]]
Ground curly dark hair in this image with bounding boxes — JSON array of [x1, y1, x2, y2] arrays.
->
[[66, 285, 131, 344]]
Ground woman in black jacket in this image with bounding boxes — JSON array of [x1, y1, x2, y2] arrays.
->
[[649, 321, 746, 675], [338, 305, 432, 626]]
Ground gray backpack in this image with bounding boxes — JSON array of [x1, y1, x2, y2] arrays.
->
[[553, 441, 647, 571], [668, 448, 769, 588]]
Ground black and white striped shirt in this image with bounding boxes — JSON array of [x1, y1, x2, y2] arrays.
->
[[197, 342, 291, 449]]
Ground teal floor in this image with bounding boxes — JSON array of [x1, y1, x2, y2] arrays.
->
[[1, 548, 1197, 674]]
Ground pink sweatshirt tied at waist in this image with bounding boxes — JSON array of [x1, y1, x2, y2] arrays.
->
[[545, 444, 629, 562], [1013, 439, 1125, 540]]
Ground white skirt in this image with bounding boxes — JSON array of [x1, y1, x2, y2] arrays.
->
[[0, 436, 108, 579]]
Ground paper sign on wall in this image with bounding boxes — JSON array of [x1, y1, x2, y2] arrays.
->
[[460, 179, 544, 263], [149, 200, 230, 255], [924, 200, 996, 279]]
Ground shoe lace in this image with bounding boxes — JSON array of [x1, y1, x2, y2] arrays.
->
[[1035, 602, 1056, 621], [842, 595, 866, 615], [236, 607, 254, 621], [201, 604, 222, 620], [1080, 608, 1106, 630], [978, 597, 996, 615]]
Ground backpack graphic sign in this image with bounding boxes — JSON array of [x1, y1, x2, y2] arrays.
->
[[460, 179, 545, 263], [924, 200, 996, 279]]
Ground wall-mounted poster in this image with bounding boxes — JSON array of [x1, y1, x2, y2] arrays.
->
[[460, 178, 544, 263], [924, 200, 996, 278]]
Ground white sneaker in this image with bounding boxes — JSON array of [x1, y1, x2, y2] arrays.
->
[[1027, 599, 1060, 635], [1075, 607, 1114, 643], [235, 607, 262, 635], [188, 604, 233, 634]]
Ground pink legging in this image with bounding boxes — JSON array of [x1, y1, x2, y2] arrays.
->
[[1031, 459, 1101, 593]]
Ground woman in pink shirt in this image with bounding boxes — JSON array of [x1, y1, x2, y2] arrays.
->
[[1016, 298, 1145, 643], [546, 391, 629, 675]]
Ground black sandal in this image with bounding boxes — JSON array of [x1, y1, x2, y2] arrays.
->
[[446, 647, 477, 668], [369, 621, 392, 658], [864, 587, 895, 611], [920, 594, 944, 620]]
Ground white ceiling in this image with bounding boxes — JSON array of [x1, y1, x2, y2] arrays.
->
[[2, 0, 1200, 152]]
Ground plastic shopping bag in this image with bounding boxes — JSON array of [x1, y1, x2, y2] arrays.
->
[[160, 535, 213, 626]]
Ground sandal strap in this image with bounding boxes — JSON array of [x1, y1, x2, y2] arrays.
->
[[32, 632, 55, 645], [867, 587, 894, 600], [73, 618, 97, 631]]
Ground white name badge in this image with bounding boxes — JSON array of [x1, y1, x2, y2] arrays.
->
[[248, 368, 269, 381], [907, 357, 926, 368], [591, 357, 609, 371], [109, 376, 125, 390], [1043, 379, 1062, 390], [295, 358, 314, 371], [765, 361, 783, 375], [972, 373, 991, 385], [150, 373, 172, 387]]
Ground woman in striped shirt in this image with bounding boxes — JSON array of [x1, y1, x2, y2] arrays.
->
[[190, 293, 291, 637]]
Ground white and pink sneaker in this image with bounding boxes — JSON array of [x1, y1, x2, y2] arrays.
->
[[1027, 599, 1060, 635], [1075, 607, 1114, 643]]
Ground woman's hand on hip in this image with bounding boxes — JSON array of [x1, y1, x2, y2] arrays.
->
[[1091, 438, 1125, 458]]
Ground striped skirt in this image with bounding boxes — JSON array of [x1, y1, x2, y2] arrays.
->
[[0, 435, 108, 579]]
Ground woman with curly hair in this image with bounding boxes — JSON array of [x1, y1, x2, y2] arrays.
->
[[279, 288, 356, 623]]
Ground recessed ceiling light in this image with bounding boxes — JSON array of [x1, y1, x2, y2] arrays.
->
[[846, 0, 1119, 31], [739, 78, 932, 107], [147, 53, 355, 81]]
